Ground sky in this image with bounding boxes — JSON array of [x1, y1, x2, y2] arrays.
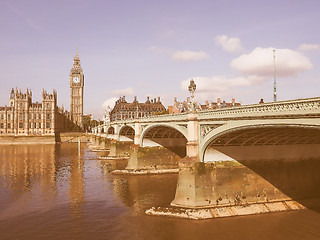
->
[[1, 0, 320, 118]]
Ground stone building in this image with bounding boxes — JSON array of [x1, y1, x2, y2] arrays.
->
[[110, 96, 166, 121], [103, 106, 111, 124], [0, 50, 84, 136], [69, 49, 84, 129], [168, 97, 241, 114], [0, 88, 70, 135]]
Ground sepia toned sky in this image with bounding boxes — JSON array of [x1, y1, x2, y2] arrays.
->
[[1, 0, 320, 118]]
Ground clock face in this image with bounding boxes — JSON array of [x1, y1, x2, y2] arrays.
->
[[73, 76, 80, 83]]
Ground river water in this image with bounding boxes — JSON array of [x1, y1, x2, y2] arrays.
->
[[0, 143, 320, 240]]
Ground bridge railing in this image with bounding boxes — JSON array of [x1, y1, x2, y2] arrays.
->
[[92, 97, 320, 132], [106, 112, 189, 125], [199, 97, 320, 119]]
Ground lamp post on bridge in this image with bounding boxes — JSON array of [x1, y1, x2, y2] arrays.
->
[[188, 79, 196, 112]]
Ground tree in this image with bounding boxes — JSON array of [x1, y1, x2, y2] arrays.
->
[[83, 114, 101, 132]]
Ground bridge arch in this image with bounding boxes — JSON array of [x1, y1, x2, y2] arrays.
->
[[107, 126, 115, 135], [118, 125, 135, 141], [141, 123, 188, 141], [141, 124, 188, 158], [200, 122, 320, 162]]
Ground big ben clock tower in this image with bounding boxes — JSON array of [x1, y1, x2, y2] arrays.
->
[[70, 49, 84, 129]]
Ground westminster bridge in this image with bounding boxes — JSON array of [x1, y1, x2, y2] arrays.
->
[[92, 97, 320, 216]]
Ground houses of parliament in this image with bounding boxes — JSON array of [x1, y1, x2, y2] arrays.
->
[[0, 50, 84, 135]]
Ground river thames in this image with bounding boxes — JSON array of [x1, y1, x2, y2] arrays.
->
[[0, 143, 320, 240]]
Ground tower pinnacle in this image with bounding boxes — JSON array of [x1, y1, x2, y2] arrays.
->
[[71, 48, 82, 74], [74, 46, 80, 61]]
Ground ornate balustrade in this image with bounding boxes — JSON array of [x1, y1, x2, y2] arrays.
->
[[199, 97, 320, 120], [93, 97, 320, 132]]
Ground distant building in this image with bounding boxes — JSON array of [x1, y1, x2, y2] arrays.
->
[[168, 97, 241, 114], [103, 106, 111, 124], [0, 50, 85, 135], [110, 96, 166, 121], [0, 88, 74, 135], [69, 49, 85, 129]]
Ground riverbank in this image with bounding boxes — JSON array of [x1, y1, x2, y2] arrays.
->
[[0, 135, 56, 144], [0, 132, 87, 144]]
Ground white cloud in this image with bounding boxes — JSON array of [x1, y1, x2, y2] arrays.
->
[[149, 46, 210, 62], [111, 87, 135, 96], [298, 44, 320, 51], [231, 47, 312, 78], [102, 97, 118, 109], [181, 75, 267, 93], [171, 50, 210, 62], [214, 35, 244, 53]]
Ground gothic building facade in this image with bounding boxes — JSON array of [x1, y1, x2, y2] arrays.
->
[[110, 96, 166, 121], [0, 50, 84, 135]]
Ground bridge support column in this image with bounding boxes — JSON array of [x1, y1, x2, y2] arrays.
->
[[172, 145, 320, 209], [171, 160, 289, 208], [185, 113, 200, 162], [134, 121, 141, 145], [108, 141, 131, 157], [113, 125, 119, 141], [171, 112, 204, 206], [124, 145, 181, 172], [99, 136, 109, 149], [90, 135, 100, 146]]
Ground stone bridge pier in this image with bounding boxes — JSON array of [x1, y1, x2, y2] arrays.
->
[[124, 120, 188, 172], [89, 135, 100, 147], [172, 124, 320, 211], [108, 141, 131, 157]]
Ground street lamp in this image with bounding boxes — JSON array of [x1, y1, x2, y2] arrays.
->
[[188, 79, 196, 112]]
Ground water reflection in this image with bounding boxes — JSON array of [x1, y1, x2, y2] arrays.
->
[[109, 175, 178, 215], [0, 143, 320, 240], [0, 144, 87, 219], [69, 154, 84, 218], [0, 144, 57, 197], [96, 153, 178, 215]]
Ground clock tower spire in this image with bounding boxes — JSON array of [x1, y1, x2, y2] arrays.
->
[[70, 48, 84, 129]]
